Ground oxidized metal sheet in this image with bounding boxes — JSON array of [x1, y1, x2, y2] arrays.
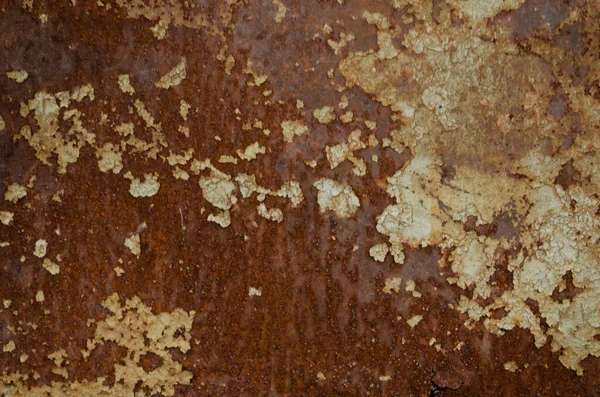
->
[[1, 0, 599, 395]]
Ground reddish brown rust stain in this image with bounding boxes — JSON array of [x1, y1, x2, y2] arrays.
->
[[1, 0, 600, 396]]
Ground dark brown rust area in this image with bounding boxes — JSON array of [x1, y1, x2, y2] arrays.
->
[[1, 1, 599, 396]]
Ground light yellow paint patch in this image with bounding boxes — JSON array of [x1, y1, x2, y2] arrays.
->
[[281, 120, 308, 143], [249, 287, 262, 296], [117, 74, 135, 95], [0, 211, 14, 225], [6, 70, 28, 83], [407, 315, 423, 328], [124, 234, 141, 256], [4, 183, 27, 204], [155, 59, 187, 89], [383, 277, 402, 294], [128, 173, 160, 198], [42, 258, 60, 275], [34, 239, 48, 258], [313, 178, 360, 218], [207, 210, 231, 228], [313, 106, 336, 124]]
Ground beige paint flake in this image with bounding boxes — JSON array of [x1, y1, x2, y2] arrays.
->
[[34, 239, 48, 258], [0, 211, 14, 225], [224, 54, 235, 75], [503, 361, 519, 372], [150, 19, 169, 40], [327, 32, 355, 55], [317, 372, 326, 381], [128, 173, 160, 198], [179, 100, 191, 121], [6, 70, 28, 83], [281, 120, 308, 143], [313, 178, 360, 218], [67, 293, 196, 396], [155, 59, 187, 89], [35, 290, 45, 302], [199, 171, 237, 210], [117, 74, 135, 95], [383, 277, 402, 294], [237, 142, 266, 161], [407, 315, 423, 328], [207, 210, 231, 228], [96, 143, 123, 174], [19, 88, 96, 174], [4, 183, 27, 204], [0, 115, 4, 131], [257, 203, 283, 223], [273, 0, 286, 22], [3, 300, 11, 308], [379, 375, 392, 382], [249, 287, 262, 297], [124, 234, 141, 256], [3, 341, 15, 353], [369, 243, 388, 262], [114, 266, 125, 277], [42, 258, 60, 275], [325, 129, 367, 176], [447, 0, 526, 23], [313, 106, 336, 124], [405, 280, 422, 298], [218, 155, 238, 164]]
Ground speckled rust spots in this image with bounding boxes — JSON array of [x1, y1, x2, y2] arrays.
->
[[1, 0, 600, 396]]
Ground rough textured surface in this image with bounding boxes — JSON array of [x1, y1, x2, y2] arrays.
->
[[1, 0, 600, 395]]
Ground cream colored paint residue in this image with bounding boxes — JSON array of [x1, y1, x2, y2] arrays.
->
[[281, 120, 308, 143], [0, 211, 13, 225], [42, 258, 60, 275], [273, 0, 286, 23], [96, 143, 123, 174], [4, 183, 27, 204], [337, 6, 600, 375], [155, 58, 187, 89], [313, 106, 336, 124], [199, 171, 237, 211], [127, 173, 160, 198], [207, 210, 231, 228], [18, 86, 96, 174], [117, 74, 135, 94], [407, 315, 423, 328], [383, 277, 402, 294], [257, 203, 283, 223], [33, 239, 48, 258], [6, 70, 28, 83], [0, 293, 196, 396], [313, 178, 359, 218], [124, 234, 141, 256], [237, 142, 266, 161]]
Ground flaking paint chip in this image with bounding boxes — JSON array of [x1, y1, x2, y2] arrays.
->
[[155, 59, 187, 89], [407, 315, 423, 328], [128, 173, 160, 198], [313, 178, 360, 218], [281, 120, 308, 143], [42, 258, 60, 275], [6, 70, 28, 83], [0, 211, 14, 225], [34, 239, 48, 258], [124, 234, 141, 256], [249, 287, 262, 297], [4, 183, 27, 204]]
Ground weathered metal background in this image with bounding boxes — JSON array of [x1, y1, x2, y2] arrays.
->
[[1, 0, 599, 395]]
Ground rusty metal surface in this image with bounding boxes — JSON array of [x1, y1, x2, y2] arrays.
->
[[1, 0, 599, 395]]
